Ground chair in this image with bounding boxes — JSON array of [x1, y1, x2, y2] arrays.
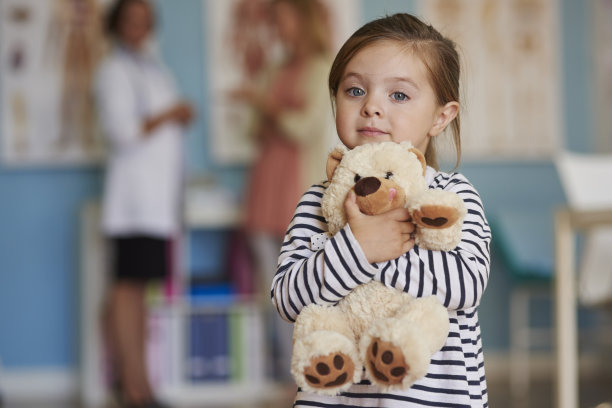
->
[[553, 150, 612, 408], [489, 207, 555, 405], [489, 151, 612, 407]]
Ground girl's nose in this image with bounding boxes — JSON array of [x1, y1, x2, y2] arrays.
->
[[361, 95, 383, 117]]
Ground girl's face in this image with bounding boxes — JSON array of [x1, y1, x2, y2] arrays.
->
[[335, 41, 458, 153], [118, 2, 152, 50]]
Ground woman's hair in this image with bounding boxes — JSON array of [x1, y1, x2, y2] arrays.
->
[[105, 0, 155, 38], [272, 0, 332, 56], [329, 13, 461, 169]]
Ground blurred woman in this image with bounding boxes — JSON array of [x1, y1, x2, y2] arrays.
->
[[95, 0, 193, 406], [230, 0, 336, 381]]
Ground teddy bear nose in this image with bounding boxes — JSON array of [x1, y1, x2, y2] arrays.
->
[[354, 177, 381, 197]]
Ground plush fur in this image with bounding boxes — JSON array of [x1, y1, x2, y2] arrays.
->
[[291, 141, 465, 395]]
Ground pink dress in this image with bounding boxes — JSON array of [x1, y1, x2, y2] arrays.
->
[[244, 136, 301, 236], [244, 61, 305, 236]]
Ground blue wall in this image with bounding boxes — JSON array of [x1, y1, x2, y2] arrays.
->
[[0, 0, 592, 370], [0, 169, 101, 367]]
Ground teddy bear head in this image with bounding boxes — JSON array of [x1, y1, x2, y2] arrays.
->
[[322, 141, 428, 235], [321, 141, 466, 251]]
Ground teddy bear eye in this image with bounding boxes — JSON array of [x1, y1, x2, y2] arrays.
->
[[354, 174, 361, 183], [385, 171, 393, 179]]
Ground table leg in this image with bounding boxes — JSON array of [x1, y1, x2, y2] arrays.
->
[[555, 210, 578, 408]]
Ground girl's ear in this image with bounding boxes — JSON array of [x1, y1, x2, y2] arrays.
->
[[429, 101, 459, 137]]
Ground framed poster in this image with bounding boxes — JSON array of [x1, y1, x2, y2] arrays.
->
[[419, 0, 562, 160], [204, 0, 359, 165], [0, 0, 108, 166], [592, 0, 612, 153]]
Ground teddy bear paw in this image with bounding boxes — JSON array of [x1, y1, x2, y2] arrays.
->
[[366, 338, 410, 386], [302, 351, 355, 390], [413, 205, 460, 229]]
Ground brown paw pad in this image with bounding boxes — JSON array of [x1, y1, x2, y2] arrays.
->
[[367, 338, 409, 385], [413, 205, 459, 229], [303, 352, 355, 389]]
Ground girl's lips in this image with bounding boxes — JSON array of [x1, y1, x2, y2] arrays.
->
[[358, 127, 387, 137]]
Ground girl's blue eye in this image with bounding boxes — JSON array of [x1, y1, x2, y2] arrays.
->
[[347, 87, 365, 97], [391, 92, 408, 101]]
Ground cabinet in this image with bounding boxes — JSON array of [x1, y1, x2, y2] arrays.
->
[[79, 188, 286, 407]]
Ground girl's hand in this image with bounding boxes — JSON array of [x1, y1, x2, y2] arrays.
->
[[344, 190, 415, 263]]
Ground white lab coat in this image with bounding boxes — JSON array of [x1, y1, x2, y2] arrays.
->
[[96, 46, 183, 237]]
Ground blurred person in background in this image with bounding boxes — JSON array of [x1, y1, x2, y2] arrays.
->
[[229, 0, 336, 382], [94, 0, 193, 406]]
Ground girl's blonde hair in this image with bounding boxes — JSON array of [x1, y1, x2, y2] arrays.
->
[[328, 13, 461, 170], [272, 0, 332, 56]]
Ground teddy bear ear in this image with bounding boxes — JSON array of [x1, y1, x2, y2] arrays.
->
[[409, 148, 427, 176], [326, 145, 347, 181]]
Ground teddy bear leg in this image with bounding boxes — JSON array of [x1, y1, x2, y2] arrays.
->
[[292, 304, 361, 395], [364, 337, 410, 386], [361, 296, 449, 390]]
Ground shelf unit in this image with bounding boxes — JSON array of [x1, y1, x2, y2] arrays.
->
[[79, 193, 286, 407]]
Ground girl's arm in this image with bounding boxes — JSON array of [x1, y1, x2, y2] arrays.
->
[[271, 173, 491, 321], [271, 184, 379, 322], [375, 173, 491, 311]]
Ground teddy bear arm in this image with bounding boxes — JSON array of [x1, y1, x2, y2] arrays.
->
[[412, 204, 460, 228], [409, 190, 466, 251], [410, 189, 466, 229]]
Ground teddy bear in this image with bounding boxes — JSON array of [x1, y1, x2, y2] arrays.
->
[[290, 141, 466, 395]]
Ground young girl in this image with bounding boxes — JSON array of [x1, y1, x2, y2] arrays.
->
[[271, 13, 492, 407]]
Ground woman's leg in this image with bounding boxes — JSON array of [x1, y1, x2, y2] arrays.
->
[[107, 279, 153, 404], [249, 233, 294, 382]]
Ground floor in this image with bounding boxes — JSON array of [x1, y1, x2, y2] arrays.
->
[[486, 373, 612, 408], [2, 371, 612, 408]]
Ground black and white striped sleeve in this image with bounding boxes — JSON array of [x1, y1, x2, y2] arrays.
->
[[271, 184, 378, 322], [375, 172, 492, 311]]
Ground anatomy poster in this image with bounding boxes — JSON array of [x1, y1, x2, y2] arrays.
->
[[420, 0, 562, 160], [592, 0, 612, 153], [1, 0, 107, 165], [205, 0, 359, 164]]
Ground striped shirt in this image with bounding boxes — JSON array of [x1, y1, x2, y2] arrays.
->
[[271, 167, 492, 407]]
